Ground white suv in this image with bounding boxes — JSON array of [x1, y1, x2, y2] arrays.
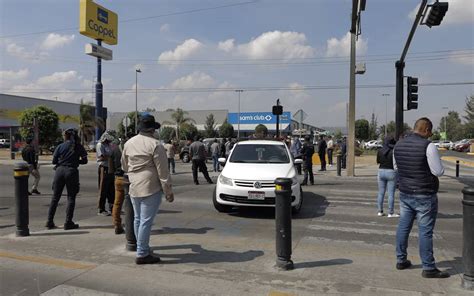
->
[[213, 140, 303, 214]]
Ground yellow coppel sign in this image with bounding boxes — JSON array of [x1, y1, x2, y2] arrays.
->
[[79, 0, 118, 45]]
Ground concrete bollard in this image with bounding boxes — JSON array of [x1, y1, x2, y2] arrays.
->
[[462, 187, 474, 290], [14, 162, 29, 237], [336, 153, 342, 176], [123, 174, 137, 251], [456, 160, 460, 178], [274, 177, 294, 270]]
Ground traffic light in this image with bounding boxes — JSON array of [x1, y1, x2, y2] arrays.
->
[[272, 105, 283, 115], [407, 76, 418, 110], [425, 2, 449, 28]]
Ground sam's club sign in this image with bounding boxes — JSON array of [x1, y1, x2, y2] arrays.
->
[[228, 112, 291, 124]]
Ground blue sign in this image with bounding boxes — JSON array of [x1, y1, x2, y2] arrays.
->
[[97, 7, 109, 24], [228, 112, 291, 124]]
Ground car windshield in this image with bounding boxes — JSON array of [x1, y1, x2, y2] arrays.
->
[[229, 144, 290, 163]]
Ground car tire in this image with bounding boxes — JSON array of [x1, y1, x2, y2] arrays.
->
[[181, 153, 190, 163], [213, 187, 233, 213], [292, 187, 304, 215]]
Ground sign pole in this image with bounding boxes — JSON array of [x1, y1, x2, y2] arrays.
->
[[276, 99, 280, 138], [95, 39, 103, 142]]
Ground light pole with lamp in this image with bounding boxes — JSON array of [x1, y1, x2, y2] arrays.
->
[[235, 89, 243, 139], [382, 93, 390, 136], [135, 69, 141, 135], [442, 106, 448, 140]]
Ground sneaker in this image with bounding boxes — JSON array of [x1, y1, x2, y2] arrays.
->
[[135, 254, 161, 265], [32, 189, 41, 195], [98, 210, 111, 216], [64, 222, 79, 230], [45, 222, 56, 230], [388, 213, 400, 218], [377, 212, 384, 217], [115, 226, 125, 235], [422, 268, 450, 278], [396, 260, 412, 270]]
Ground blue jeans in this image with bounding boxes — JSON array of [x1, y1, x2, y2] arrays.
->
[[130, 191, 162, 258], [212, 155, 220, 172], [377, 169, 397, 214], [396, 192, 438, 270]]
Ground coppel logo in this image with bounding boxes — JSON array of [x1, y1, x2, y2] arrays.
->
[[97, 7, 108, 24]]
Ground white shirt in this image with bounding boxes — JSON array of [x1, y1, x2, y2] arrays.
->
[[393, 142, 444, 176]]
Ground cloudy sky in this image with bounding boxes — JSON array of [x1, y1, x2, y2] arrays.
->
[[0, 0, 473, 129]]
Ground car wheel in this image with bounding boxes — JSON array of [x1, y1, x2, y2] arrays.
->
[[213, 187, 233, 213], [182, 153, 190, 163], [292, 187, 304, 215]]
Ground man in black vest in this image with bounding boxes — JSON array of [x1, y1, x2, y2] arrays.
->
[[393, 117, 449, 278]]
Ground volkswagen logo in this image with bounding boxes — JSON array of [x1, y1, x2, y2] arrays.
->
[[254, 181, 262, 189]]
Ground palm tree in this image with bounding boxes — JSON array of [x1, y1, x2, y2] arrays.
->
[[163, 108, 195, 140], [79, 100, 97, 145]]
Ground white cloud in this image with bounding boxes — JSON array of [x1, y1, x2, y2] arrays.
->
[[160, 24, 170, 33], [225, 31, 315, 59], [170, 71, 215, 89], [0, 69, 29, 82], [5, 41, 49, 61], [326, 32, 368, 57], [36, 71, 78, 87], [40, 33, 75, 50], [449, 50, 474, 65], [218, 39, 235, 52], [158, 39, 203, 66], [409, 0, 474, 24]]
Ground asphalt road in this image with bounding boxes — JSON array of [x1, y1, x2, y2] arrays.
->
[[0, 157, 472, 295]]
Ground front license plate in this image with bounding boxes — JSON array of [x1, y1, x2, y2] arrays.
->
[[248, 191, 265, 200]]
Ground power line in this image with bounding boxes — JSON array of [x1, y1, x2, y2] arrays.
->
[[0, 0, 259, 39]]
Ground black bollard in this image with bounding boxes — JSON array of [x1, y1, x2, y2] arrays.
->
[[123, 174, 137, 251], [456, 160, 460, 178], [274, 177, 294, 270], [336, 153, 342, 176], [14, 162, 29, 237], [462, 187, 474, 290]]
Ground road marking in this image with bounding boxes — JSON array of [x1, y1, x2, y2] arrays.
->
[[307, 224, 443, 239], [268, 291, 296, 296], [41, 285, 120, 295], [442, 156, 474, 167], [0, 250, 96, 270]]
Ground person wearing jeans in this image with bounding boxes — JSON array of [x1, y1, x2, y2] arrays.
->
[[376, 136, 398, 217], [122, 114, 174, 265], [210, 139, 220, 172], [393, 117, 449, 279]]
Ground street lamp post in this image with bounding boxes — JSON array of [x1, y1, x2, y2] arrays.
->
[[135, 69, 141, 135], [442, 106, 448, 140], [382, 94, 390, 136], [235, 90, 243, 139]]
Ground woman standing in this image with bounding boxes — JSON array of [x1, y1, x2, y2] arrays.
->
[[376, 136, 399, 217]]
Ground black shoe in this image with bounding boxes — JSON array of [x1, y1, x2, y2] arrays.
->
[[422, 268, 450, 278], [194, 181, 199, 185], [45, 222, 56, 230], [98, 210, 111, 216], [310, 182, 314, 185], [396, 260, 412, 270], [28, 191, 32, 196], [64, 222, 79, 230], [135, 254, 161, 265], [301, 183, 307, 186], [32, 189, 41, 195], [207, 180, 214, 184], [115, 226, 125, 235]]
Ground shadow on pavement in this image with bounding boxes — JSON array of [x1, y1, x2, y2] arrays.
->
[[158, 209, 182, 214], [412, 256, 462, 276], [437, 213, 463, 219], [151, 244, 264, 264], [151, 227, 214, 235], [30, 231, 90, 236], [0, 224, 15, 229], [228, 192, 329, 220], [447, 176, 474, 187], [78, 225, 114, 230], [293, 258, 353, 269]]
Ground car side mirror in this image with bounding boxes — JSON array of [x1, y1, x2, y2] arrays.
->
[[218, 157, 227, 164], [294, 159, 303, 164]]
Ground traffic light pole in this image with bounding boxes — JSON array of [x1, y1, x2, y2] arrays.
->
[[395, 0, 427, 140]]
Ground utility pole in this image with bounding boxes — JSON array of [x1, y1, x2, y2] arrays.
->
[[442, 106, 448, 140], [235, 90, 243, 139], [135, 68, 141, 135], [382, 93, 390, 136]]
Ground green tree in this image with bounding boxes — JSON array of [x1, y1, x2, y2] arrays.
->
[[180, 122, 199, 140], [204, 113, 217, 138], [379, 121, 411, 138], [463, 95, 474, 138], [163, 108, 195, 140], [160, 126, 176, 142], [355, 119, 369, 140], [439, 111, 463, 140], [79, 100, 95, 145], [117, 111, 141, 139], [334, 129, 343, 140], [19, 105, 60, 148], [219, 118, 234, 138], [254, 124, 268, 138], [368, 113, 378, 140]]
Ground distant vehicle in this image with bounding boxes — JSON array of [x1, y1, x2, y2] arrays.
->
[[438, 140, 454, 150], [213, 140, 304, 214], [180, 144, 191, 163], [0, 139, 11, 148], [365, 140, 382, 150], [432, 140, 440, 148], [454, 139, 474, 152]]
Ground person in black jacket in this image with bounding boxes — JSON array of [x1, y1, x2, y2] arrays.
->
[[300, 136, 315, 186], [376, 135, 398, 217], [318, 135, 327, 171], [46, 129, 88, 230], [22, 138, 41, 195]]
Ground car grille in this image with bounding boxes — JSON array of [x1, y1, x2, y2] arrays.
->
[[234, 180, 275, 188], [219, 194, 295, 205]]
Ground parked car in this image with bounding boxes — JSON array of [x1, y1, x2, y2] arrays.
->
[[213, 140, 304, 214], [438, 140, 454, 150], [179, 144, 191, 163], [454, 139, 474, 152], [365, 140, 382, 150], [432, 140, 440, 148], [0, 138, 11, 148]]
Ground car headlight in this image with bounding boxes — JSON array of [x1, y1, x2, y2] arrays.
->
[[291, 176, 298, 186], [219, 175, 233, 186]]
